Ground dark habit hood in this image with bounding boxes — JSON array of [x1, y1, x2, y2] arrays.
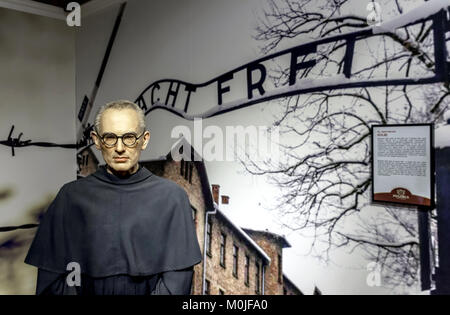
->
[[24, 164, 202, 277]]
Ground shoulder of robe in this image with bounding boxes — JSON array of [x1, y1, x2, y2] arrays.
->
[[66, 172, 187, 194], [151, 175, 191, 208], [61, 173, 191, 208], [62, 176, 94, 193], [151, 174, 188, 195]]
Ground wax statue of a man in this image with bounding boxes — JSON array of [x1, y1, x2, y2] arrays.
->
[[24, 100, 202, 295]]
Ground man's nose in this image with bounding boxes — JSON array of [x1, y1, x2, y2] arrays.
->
[[115, 138, 126, 152]]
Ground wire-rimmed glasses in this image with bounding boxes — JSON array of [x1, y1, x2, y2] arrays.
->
[[95, 129, 146, 148]]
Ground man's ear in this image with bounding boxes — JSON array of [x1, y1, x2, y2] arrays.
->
[[91, 131, 101, 150], [141, 131, 150, 150]]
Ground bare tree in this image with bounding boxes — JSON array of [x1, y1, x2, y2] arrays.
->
[[242, 0, 449, 291]]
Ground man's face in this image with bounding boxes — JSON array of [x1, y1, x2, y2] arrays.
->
[[91, 108, 150, 175]]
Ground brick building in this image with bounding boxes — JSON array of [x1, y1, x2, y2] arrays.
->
[[242, 228, 298, 295], [80, 136, 304, 294], [284, 275, 304, 295], [202, 200, 271, 295]]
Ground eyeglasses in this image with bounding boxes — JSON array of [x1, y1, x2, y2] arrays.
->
[[96, 129, 145, 148]]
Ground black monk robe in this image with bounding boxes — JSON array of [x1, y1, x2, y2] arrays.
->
[[24, 164, 202, 295]]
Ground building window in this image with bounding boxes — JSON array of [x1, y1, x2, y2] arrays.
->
[[244, 254, 250, 286], [180, 159, 193, 184], [206, 217, 212, 257], [220, 232, 226, 268], [278, 254, 282, 284], [205, 279, 210, 295], [255, 261, 260, 294], [232, 244, 239, 278], [219, 289, 225, 295], [283, 288, 287, 295]]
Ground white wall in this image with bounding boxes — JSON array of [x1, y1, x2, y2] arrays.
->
[[0, 7, 75, 294]]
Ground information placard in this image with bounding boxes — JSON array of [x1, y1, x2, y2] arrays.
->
[[371, 124, 434, 207]]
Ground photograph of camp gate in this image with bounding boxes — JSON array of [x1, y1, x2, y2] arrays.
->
[[0, 0, 449, 295]]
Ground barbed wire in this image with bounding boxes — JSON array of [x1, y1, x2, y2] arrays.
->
[[0, 125, 77, 156], [0, 223, 38, 233]]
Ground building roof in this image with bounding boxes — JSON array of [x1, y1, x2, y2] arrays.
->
[[83, 146, 99, 165], [172, 136, 215, 213], [313, 286, 322, 295], [168, 135, 204, 162], [282, 273, 304, 295], [214, 204, 271, 264], [241, 227, 291, 248], [144, 135, 216, 213]]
